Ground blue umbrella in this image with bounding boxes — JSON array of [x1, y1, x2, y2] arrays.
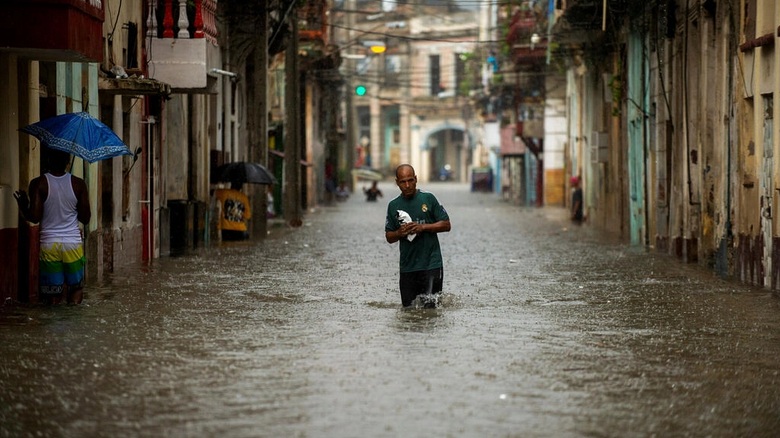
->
[[20, 112, 132, 163]]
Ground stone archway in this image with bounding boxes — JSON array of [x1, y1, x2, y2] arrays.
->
[[421, 125, 468, 183]]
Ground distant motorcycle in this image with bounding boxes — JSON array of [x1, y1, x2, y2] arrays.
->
[[438, 164, 453, 181]]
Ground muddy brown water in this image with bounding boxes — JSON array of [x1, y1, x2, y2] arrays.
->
[[2, 182, 779, 437]]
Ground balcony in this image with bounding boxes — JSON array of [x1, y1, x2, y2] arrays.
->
[[299, 0, 328, 44], [0, 0, 104, 62], [505, 8, 547, 68], [510, 43, 547, 68], [147, 0, 220, 91]]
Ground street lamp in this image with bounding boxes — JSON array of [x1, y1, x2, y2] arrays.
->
[[363, 40, 386, 54]]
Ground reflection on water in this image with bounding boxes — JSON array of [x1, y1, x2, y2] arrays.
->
[[2, 183, 780, 437]]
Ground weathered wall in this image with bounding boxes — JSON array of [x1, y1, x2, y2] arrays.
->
[[166, 95, 190, 200], [733, 10, 767, 286], [544, 76, 567, 207], [0, 53, 21, 301], [604, 55, 629, 242]]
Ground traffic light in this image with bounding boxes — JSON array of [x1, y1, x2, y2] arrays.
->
[[355, 85, 367, 96]]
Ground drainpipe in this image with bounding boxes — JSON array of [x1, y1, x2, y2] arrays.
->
[[140, 116, 156, 262], [724, 12, 733, 250], [683, 1, 699, 207], [537, 141, 544, 207]]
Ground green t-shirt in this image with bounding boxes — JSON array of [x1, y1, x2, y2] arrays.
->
[[385, 190, 449, 273]]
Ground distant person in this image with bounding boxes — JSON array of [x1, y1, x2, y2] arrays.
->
[[385, 164, 451, 308], [335, 182, 350, 202], [363, 181, 383, 202], [266, 186, 275, 218], [325, 160, 336, 204], [570, 175, 584, 223], [14, 147, 91, 304]]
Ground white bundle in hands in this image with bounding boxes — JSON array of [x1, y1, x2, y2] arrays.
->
[[396, 210, 416, 241]]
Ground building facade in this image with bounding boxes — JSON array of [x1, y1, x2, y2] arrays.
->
[[0, 0, 337, 304], [552, 0, 780, 288], [334, 1, 483, 184]]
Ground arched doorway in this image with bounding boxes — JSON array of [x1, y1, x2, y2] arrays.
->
[[426, 128, 465, 182]]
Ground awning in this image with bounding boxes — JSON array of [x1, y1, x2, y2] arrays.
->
[[98, 77, 172, 96], [557, 0, 603, 31], [500, 125, 525, 156], [551, 0, 608, 45], [0, 0, 104, 62]]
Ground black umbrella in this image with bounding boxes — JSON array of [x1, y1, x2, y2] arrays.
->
[[214, 162, 277, 185]]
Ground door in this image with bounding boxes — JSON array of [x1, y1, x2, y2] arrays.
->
[[761, 96, 773, 287], [627, 32, 647, 246]]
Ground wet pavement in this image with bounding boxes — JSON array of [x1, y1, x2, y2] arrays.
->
[[2, 181, 780, 438]]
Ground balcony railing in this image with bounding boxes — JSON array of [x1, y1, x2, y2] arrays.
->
[[147, 0, 220, 90], [146, 0, 218, 44]]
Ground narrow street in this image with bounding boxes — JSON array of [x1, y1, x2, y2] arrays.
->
[[2, 182, 779, 438]]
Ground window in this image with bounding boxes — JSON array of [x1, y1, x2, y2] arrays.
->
[[744, 0, 756, 40], [455, 53, 466, 96], [429, 55, 441, 95], [385, 55, 400, 87], [358, 106, 370, 141]]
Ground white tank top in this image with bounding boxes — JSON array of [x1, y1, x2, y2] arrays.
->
[[41, 173, 82, 244]]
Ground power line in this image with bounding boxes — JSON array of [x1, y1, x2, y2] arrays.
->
[[363, 0, 518, 7], [329, 22, 500, 44]]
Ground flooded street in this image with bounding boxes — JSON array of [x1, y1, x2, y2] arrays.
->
[[2, 182, 780, 437]]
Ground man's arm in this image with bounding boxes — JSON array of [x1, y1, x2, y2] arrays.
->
[[385, 220, 450, 244], [15, 177, 45, 223], [72, 176, 91, 225], [386, 223, 412, 244], [412, 220, 450, 235], [385, 230, 399, 244]]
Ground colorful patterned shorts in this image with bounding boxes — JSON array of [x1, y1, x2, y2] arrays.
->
[[39, 242, 85, 295]]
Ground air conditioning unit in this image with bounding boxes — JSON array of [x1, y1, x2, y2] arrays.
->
[[590, 131, 609, 163]]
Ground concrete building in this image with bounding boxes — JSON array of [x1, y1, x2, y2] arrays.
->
[[0, 0, 338, 304], [482, 0, 570, 206], [0, 0, 171, 301], [147, 0, 229, 255], [334, 1, 482, 184], [551, 0, 780, 289]]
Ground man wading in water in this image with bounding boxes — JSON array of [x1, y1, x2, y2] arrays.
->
[[385, 164, 451, 308]]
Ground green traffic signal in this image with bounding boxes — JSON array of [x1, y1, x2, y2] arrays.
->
[[355, 85, 367, 96]]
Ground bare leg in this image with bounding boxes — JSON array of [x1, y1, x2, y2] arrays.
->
[[423, 273, 437, 308], [67, 285, 83, 304]]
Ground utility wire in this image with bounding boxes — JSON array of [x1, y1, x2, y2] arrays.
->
[[329, 22, 499, 44], [328, 20, 604, 46], [374, 0, 517, 7]]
